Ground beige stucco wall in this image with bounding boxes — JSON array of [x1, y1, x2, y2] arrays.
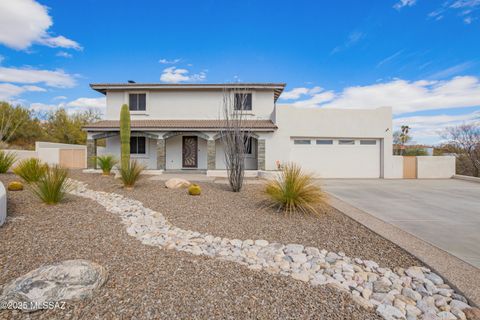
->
[[264, 105, 393, 178], [105, 89, 275, 121], [417, 156, 456, 179]]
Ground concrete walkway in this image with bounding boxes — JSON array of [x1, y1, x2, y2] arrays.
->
[[323, 179, 480, 268]]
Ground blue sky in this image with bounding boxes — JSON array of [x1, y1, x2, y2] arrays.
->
[[0, 0, 479, 144]]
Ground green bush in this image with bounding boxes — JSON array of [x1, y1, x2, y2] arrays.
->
[[264, 163, 323, 215], [13, 158, 47, 183], [96, 155, 117, 175], [31, 165, 71, 205], [404, 148, 429, 156], [119, 160, 144, 189], [0, 150, 17, 173]]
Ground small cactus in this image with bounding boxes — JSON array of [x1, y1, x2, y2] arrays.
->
[[188, 184, 201, 196], [8, 181, 24, 191]]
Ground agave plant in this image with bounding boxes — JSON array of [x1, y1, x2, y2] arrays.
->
[[264, 163, 323, 215], [13, 158, 48, 183], [119, 160, 144, 189], [0, 150, 17, 173], [30, 165, 72, 205], [96, 155, 118, 176]]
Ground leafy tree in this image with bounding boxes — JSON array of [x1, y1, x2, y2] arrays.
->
[[43, 108, 101, 145], [393, 126, 412, 155], [0, 102, 43, 148]]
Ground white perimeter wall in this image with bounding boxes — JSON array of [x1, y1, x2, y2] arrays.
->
[[105, 89, 275, 121], [417, 156, 456, 178], [265, 105, 394, 178], [390, 156, 404, 179]]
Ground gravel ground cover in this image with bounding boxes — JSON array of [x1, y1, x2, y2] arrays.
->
[[69, 171, 422, 270], [0, 173, 381, 319]]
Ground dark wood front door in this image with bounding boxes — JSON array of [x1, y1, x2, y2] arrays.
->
[[182, 136, 198, 168]]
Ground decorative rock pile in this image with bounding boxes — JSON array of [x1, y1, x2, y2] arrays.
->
[[0, 260, 107, 312], [69, 180, 476, 320]]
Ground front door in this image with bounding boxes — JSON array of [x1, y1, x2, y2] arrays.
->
[[182, 136, 198, 168]]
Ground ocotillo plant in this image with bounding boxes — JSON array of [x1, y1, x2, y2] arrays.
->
[[120, 104, 131, 169]]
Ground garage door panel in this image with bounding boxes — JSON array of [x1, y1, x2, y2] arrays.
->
[[290, 142, 380, 178]]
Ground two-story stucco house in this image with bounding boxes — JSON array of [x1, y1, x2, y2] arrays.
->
[[84, 82, 394, 178]]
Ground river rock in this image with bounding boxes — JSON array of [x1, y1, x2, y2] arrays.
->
[[165, 178, 191, 189], [0, 260, 107, 312]]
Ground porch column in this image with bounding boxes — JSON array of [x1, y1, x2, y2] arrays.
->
[[156, 138, 166, 170], [207, 139, 216, 170], [86, 139, 97, 169], [257, 139, 265, 170]]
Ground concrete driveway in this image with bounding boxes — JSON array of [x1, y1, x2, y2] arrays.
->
[[322, 179, 480, 268]]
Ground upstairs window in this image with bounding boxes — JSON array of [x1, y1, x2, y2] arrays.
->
[[130, 136, 146, 154], [234, 93, 252, 111], [339, 139, 355, 145], [129, 93, 146, 111]]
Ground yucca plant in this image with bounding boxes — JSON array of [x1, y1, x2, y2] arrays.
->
[[96, 155, 117, 176], [0, 150, 17, 173], [30, 165, 72, 205], [119, 160, 144, 189], [264, 163, 323, 215], [13, 158, 48, 183]]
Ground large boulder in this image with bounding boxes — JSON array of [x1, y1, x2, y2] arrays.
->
[[165, 178, 191, 189], [0, 260, 107, 312]]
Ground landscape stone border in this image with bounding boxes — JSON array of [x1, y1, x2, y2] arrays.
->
[[69, 179, 477, 320]]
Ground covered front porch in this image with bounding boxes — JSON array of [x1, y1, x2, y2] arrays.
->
[[86, 130, 266, 172]]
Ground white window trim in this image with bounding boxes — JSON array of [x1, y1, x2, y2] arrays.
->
[[232, 90, 255, 115], [125, 91, 149, 115], [130, 136, 149, 159]]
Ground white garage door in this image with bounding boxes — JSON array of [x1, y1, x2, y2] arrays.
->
[[289, 138, 381, 178]]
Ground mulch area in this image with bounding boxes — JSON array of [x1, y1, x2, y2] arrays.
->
[[0, 173, 381, 319], [70, 171, 423, 270]]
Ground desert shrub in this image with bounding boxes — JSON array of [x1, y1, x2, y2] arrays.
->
[[264, 163, 323, 215], [30, 165, 71, 204], [13, 158, 47, 183], [188, 184, 201, 195], [119, 160, 144, 189], [96, 155, 117, 175], [8, 181, 24, 191], [0, 150, 16, 173], [404, 148, 428, 156]]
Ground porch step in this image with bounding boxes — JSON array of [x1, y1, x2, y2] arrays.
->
[[164, 169, 207, 174]]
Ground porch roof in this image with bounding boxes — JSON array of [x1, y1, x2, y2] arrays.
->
[[83, 119, 277, 131]]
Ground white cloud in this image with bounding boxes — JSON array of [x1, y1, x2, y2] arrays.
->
[[394, 0, 417, 10], [30, 97, 106, 115], [0, 66, 76, 88], [0, 83, 46, 100], [0, 55, 4, 64], [279, 76, 480, 115], [53, 95, 67, 100], [430, 0, 480, 24], [331, 31, 364, 54], [376, 50, 404, 68], [0, 0, 81, 50], [280, 86, 322, 100], [56, 51, 73, 58], [393, 111, 480, 143], [427, 62, 474, 79], [160, 67, 206, 83], [159, 58, 181, 64]]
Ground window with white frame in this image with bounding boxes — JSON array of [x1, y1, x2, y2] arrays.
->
[[316, 139, 333, 145], [360, 140, 377, 145], [244, 136, 254, 155], [130, 136, 146, 154], [129, 93, 146, 111], [294, 139, 311, 145], [234, 93, 252, 111], [338, 139, 355, 145]]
